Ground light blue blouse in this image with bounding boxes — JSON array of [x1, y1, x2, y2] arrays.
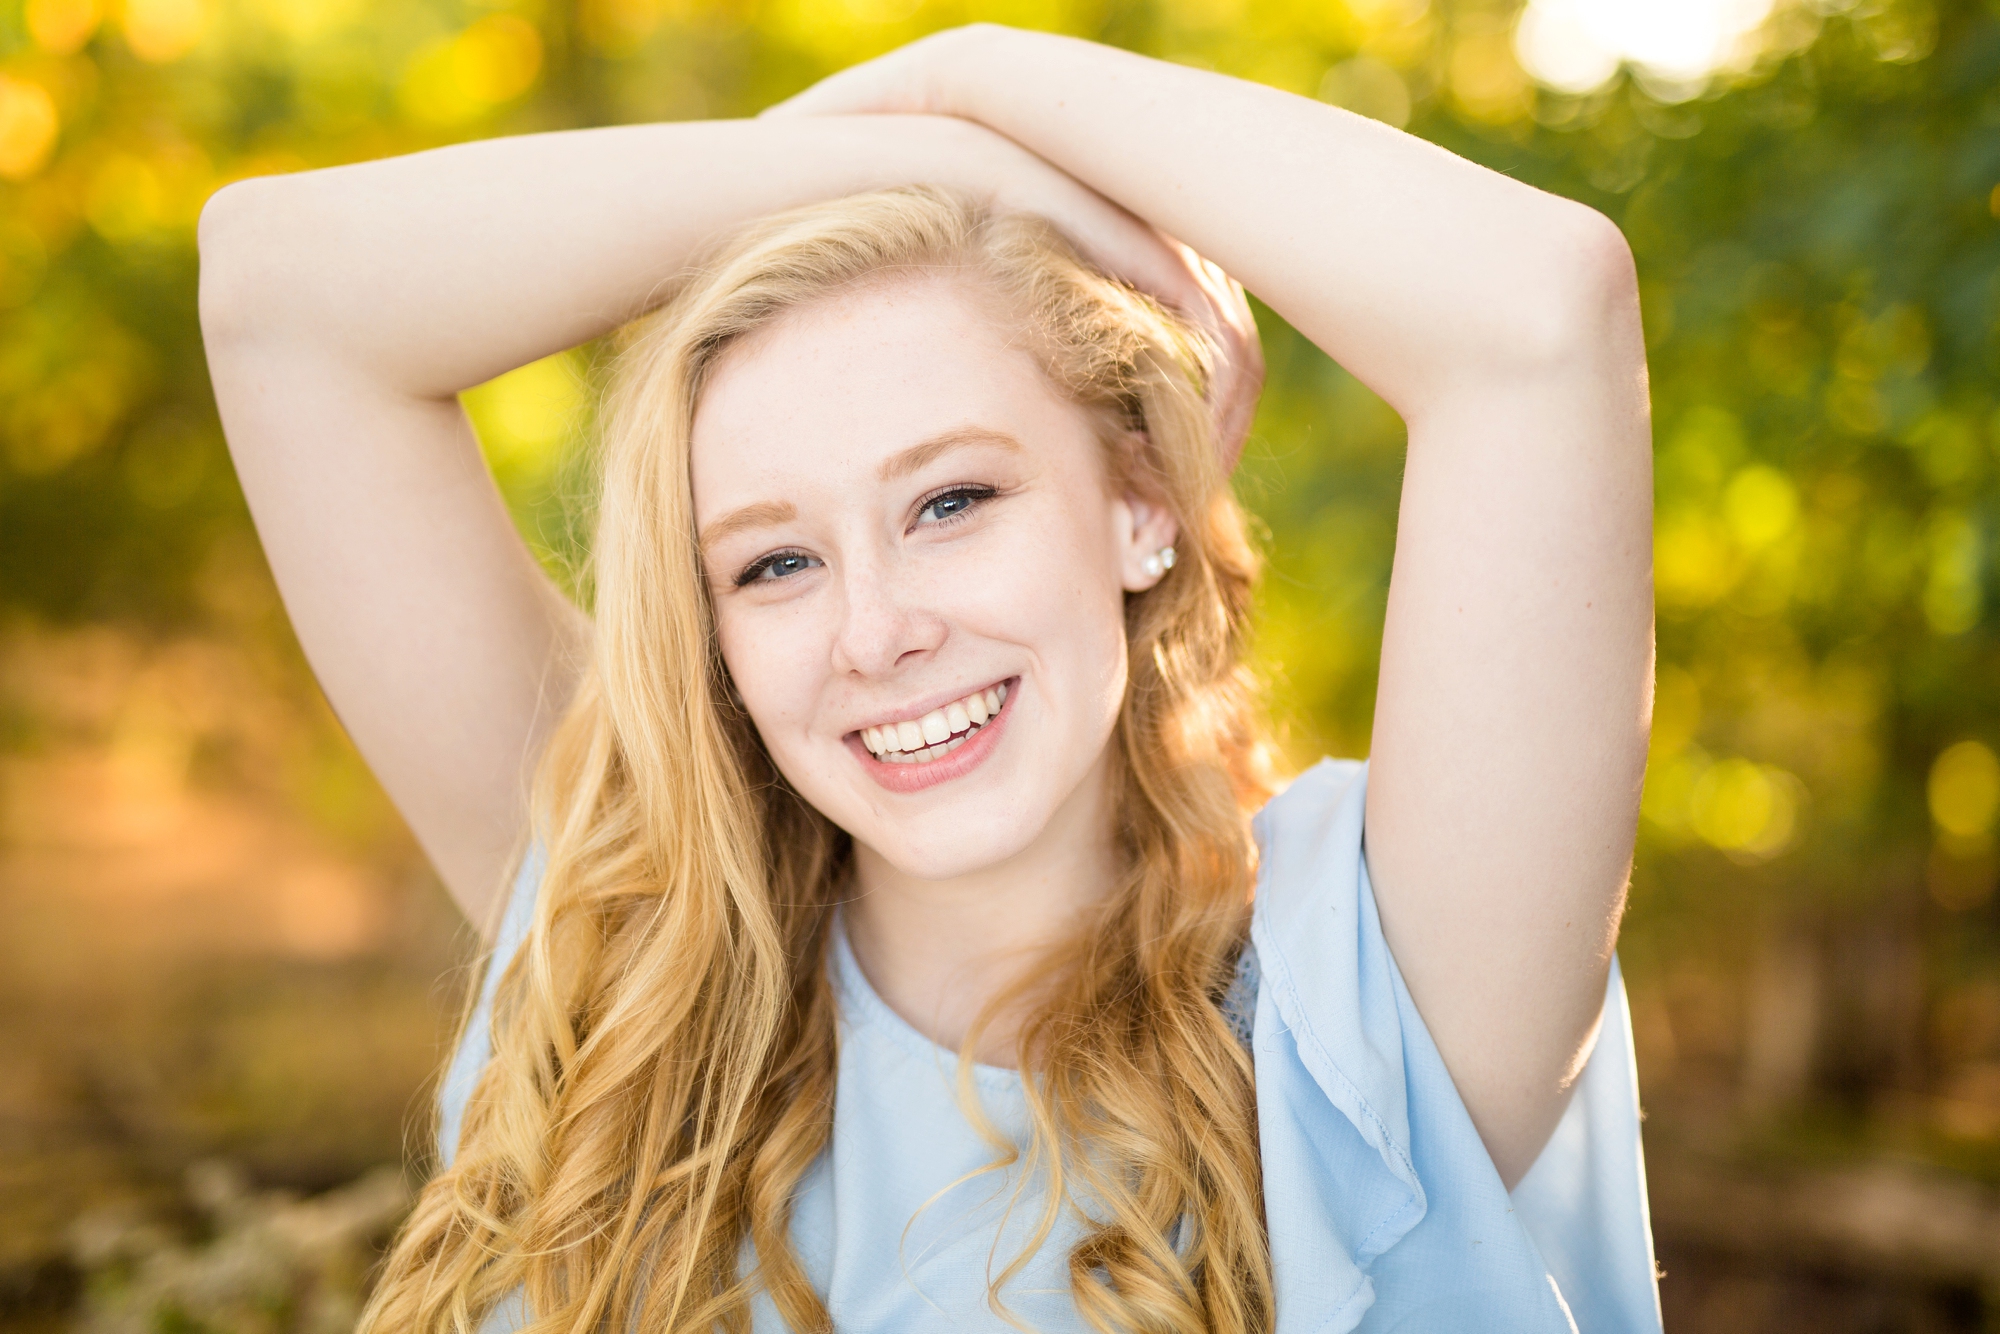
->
[[440, 759, 1663, 1332]]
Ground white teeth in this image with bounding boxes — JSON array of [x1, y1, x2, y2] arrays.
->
[[882, 733, 970, 765], [859, 682, 1012, 763]]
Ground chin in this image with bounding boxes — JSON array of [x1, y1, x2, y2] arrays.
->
[[836, 794, 1051, 881], [772, 749, 1060, 883]]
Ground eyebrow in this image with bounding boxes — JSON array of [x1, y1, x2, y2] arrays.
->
[[698, 427, 1023, 555], [698, 499, 797, 554], [876, 426, 1023, 483]]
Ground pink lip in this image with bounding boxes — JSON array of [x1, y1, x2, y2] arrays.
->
[[847, 677, 1017, 794]]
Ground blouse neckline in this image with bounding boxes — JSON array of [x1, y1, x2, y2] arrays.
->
[[828, 911, 1026, 1091]]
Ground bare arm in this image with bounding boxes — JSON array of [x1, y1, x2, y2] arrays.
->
[[775, 27, 1654, 1186], [198, 114, 1192, 927]]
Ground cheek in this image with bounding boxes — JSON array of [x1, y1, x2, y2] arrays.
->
[[713, 600, 825, 744], [993, 495, 1132, 697]]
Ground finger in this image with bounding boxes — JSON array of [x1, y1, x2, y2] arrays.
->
[[761, 55, 929, 118], [1027, 194, 1199, 309], [1120, 227, 1226, 316]]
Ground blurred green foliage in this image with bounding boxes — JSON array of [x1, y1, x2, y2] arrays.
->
[[4, 0, 2000, 1177]]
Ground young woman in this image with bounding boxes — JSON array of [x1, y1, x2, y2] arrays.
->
[[198, 25, 1658, 1334]]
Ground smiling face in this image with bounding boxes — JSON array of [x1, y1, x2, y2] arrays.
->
[[690, 272, 1178, 884]]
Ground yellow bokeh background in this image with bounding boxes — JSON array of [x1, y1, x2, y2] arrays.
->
[[3, 0, 1999, 1327]]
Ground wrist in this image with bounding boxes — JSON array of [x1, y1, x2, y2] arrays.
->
[[867, 113, 1011, 182]]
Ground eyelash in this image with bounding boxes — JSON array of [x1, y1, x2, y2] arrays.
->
[[914, 484, 998, 528], [731, 485, 1000, 588], [734, 549, 817, 587]]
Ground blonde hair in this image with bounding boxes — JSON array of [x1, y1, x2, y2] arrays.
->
[[362, 186, 1278, 1334]]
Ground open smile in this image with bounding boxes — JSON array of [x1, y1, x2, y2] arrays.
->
[[860, 681, 1007, 764], [847, 678, 1016, 793]]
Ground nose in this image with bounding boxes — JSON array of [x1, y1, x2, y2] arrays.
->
[[827, 551, 947, 678]]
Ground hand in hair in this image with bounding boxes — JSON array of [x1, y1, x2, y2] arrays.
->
[[765, 34, 1265, 472], [1155, 234, 1263, 471]]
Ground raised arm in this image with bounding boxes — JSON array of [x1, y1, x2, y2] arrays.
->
[[775, 27, 1654, 1186], [197, 114, 1190, 926]]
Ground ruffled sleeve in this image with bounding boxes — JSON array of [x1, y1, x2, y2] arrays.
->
[[1248, 759, 1662, 1334], [436, 842, 545, 1168]]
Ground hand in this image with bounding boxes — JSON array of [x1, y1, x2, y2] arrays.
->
[[1160, 235, 1264, 473], [761, 26, 980, 120], [766, 30, 1263, 471], [959, 154, 1264, 471]]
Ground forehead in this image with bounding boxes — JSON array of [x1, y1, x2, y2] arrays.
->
[[688, 273, 1086, 520]]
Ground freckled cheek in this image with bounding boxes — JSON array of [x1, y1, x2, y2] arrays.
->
[[966, 522, 1128, 705], [714, 605, 836, 745]]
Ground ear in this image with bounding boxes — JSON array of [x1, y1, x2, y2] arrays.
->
[[1115, 488, 1182, 593]]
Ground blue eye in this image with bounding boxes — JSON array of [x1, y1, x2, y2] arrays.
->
[[737, 550, 821, 586], [917, 487, 995, 526]]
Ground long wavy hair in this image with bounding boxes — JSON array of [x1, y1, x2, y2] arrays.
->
[[360, 185, 1279, 1334]]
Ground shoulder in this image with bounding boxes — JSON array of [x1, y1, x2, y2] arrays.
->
[[437, 841, 547, 1166], [1252, 758, 1368, 880], [1249, 757, 1371, 959], [1245, 758, 1413, 1185], [1243, 758, 1661, 1333]]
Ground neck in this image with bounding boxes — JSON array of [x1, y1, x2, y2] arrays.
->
[[842, 749, 1119, 1067]]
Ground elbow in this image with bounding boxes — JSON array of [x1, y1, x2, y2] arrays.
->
[[1562, 205, 1639, 304], [197, 174, 308, 351], [1566, 207, 1642, 345], [1515, 205, 1644, 370]]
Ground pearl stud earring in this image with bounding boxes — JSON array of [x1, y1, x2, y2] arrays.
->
[[1142, 546, 1178, 579]]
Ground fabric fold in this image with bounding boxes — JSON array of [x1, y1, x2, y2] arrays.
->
[[1249, 758, 1661, 1333]]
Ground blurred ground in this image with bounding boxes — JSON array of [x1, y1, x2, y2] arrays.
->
[[0, 623, 464, 1332]]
